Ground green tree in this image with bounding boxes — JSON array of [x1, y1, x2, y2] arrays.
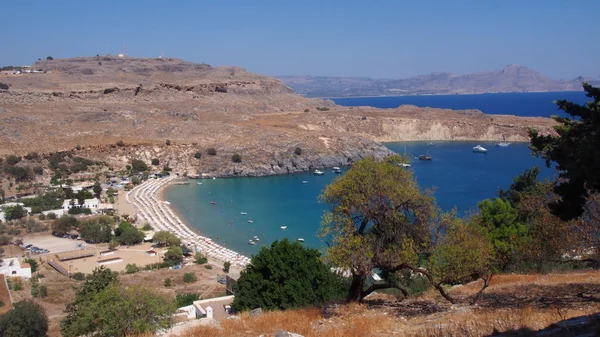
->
[[319, 156, 435, 302], [80, 219, 112, 243], [231, 153, 242, 163], [92, 181, 102, 198], [61, 285, 174, 337], [6, 155, 21, 166], [46, 56, 53, 60], [118, 228, 144, 245], [223, 261, 231, 273], [165, 139, 171, 146], [152, 231, 181, 246], [0, 300, 49, 337], [3, 205, 27, 221], [130, 159, 148, 172], [163, 278, 171, 287], [23, 258, 38, 273], [175, 293, 200, 307], [194, 252, 208, 265], [529, 84, 600, 220], [125, 264, 139, 274], [233, 238, 345, 311], [164, 246, 183, 265]]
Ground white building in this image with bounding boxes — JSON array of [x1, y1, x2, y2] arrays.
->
[[62, 198, 100, 211], [0, 258, 32, 279]]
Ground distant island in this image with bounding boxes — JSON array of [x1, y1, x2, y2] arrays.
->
[[277, 64, 599, 98]]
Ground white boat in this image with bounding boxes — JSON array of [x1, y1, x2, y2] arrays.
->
[[428, 142, 435, 146], [248, 220, 254, 223], [473, 145, 487, 153], [400, 163, 411, 168], [302, 181, 308, 184], [314, 170, 324, 175], [332, 167, 342, 173], [280, 226, 287, 230], [212, 177, 216, 180], [496, 142, 510, 147], [163, 201, 171, 205], [253, 236, 259, 241], [240, 212, 247, 215], [197, 182, 203, 185], [297, 238, 305, 242], [248, 241, 256, 245]]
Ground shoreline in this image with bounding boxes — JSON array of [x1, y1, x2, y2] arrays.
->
[[312, 90, 583, 100], [126, 177, 251, 269]]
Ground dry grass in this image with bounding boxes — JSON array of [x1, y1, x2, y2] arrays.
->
[[174, 270, 600, 337]]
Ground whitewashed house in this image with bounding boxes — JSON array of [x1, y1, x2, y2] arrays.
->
[[0, 258, 32, 279], [62, 198, 100, 211]]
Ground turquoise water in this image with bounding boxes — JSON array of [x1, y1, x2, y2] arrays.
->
[[164, 142, 554, 257]]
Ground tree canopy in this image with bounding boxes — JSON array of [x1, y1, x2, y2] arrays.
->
[[529, 83, 600, 220], [232, 238, 346, 311], [152, 230, 181, 246], [3, 205, 27, 221], [0, 300, 49, 337]]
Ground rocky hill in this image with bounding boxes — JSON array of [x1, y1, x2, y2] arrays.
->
[[278, 65, 596, 97], [0, 57, 557, 177]]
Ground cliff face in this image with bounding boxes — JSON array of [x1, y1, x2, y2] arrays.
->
[[0, 57, 556, 175]]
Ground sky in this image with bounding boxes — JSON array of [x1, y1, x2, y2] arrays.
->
[[2, 0, 598, 79]]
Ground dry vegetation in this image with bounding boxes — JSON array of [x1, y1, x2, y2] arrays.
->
[[173, 271, 600, 337]]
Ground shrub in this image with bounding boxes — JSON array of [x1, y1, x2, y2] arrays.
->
[[12, 278, 23, 291], [6, 155, 21, 165], [108, 240, 119, 250], [31, 283, 47, 298], [38, 213, 46, 221], [294, 147, 302, 155], [125, 263, 139, 274], [204, 264, 213, 270], [33, 166, 43, 175], [72, 272, 86, 281], [151, 158, 160, 166], [24, 152, 39, 160], [207, 148, 217, 156], [0, 235, 12, 245], [116, 140, 124, 147], [194, 152, 201, 159], [142, 223, 153, 231], [131, 159, 148, 172], [0, 83, 8, 90], [0, 300, 49, 337], [47, 212, 57, 220], [223, 261, 231, 273], [24, 258, 39, 273], [175, 293, 200, 307], [165, 139, 171, 146], [163, 278, 171, 287], [316, 107, 330, 111], [304, 109, 309, 112], [183, 272, 197, 283], [75, 144, 81, 150], [194, 252, 208, 265], [231, 153, 242, 163]]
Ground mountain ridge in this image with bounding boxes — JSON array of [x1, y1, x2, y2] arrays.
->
[[277, 65, 598, 97]]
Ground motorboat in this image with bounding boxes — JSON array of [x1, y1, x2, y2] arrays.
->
[[280, 226, 287, 230], [248, 240, 256, 245], [197, 182, 203, 185], [333, 167, 342, 173], [473, 145, 488, 153], [496, 142, 510, 147], [253, 236, 259, 241], [163, 201, 171, 205], [399, 163, 411, 168], [248, 220, 254, 223], [302, 181, 308, 184], [314, 170, 324, 175], [210, 201, 216, 205], [428, 142, 435, 146], [240, 212, 247, 215], [297, 238, 305, 242], [212, 177, 216, 180], [418, 154, 432, 161]]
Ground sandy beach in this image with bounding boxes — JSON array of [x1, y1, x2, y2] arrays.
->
[[125, 177, 251, 269]]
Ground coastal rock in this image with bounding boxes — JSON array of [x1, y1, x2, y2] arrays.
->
[[275, 330, 305, 337]]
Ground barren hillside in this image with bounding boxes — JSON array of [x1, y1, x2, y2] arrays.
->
[[0, 57, 557, 176]]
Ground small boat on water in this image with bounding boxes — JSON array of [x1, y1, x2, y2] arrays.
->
[[297, 238, 305, 242], [210, 201, 216, 205], [473, 145, 488, 153], [428, 142, 435, 146], [400, 163, 411, 168], [253, 236, 259, 241], [248, 220, 254, 223], [197, 182, 203, 185], [163, 201, 171, 205], [280, 226, 287, 230], [496, 142, 510, 147], [302, 181, 308, 184], [418, 154, 432, 161], [248, 240, 256, 245], [212, 177, 216, 180], [333, 167, 342, 173], [314, 170, 324, 175], [240, 212, 247, 215]]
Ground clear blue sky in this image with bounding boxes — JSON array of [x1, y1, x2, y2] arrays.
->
[[2, 0, 597, 79]]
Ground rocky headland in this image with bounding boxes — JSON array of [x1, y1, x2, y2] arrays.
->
[[0, 57, 557, 177]]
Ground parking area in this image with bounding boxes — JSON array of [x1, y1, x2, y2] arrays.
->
[[20, 235, 98, 255]]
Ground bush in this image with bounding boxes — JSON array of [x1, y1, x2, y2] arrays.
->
[[223, 261, 231, 273], [46, 56, 53, 60], [24, 152, 39, 160], [116, 140, 124, 147], [194, 152, 201, 159], [207, 148, 217, 156], [76, 144, 81, 150], [316, 107, 330, 111], [12, 278, 23, 291], [31, 284, 47, 298], [164, 246, 183, 265], [165, 139, 171, 146], [294, 147, 302, 155], [232, 238, 347, 311], [0, 83, 8, 91], [175, 293, 200, 307], [6, 155, 21, 165], [151, 158, 160, 166], [24, 258, 39, 273], [304, 109, 309, 112], [0, 235, 12, 245], [125, 263, 139, 274], [131, 159, 148, 172], [183, 272, 197, 283], [33, 166, 43, 175], [204, 264, 213, 270], [194, 252, 208, 265], [231, 153, 242, 163], [38, 213, 46, 221], [47, 212, 57, 220], [72, 272, 86, 281], [163, 278, 171, 287], [142, 223, 153, 231]]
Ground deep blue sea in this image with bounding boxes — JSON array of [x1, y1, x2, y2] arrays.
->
[[165, 92, 590, 256]]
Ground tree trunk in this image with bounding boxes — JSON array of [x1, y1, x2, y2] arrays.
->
[[346, 273, 366, 302]]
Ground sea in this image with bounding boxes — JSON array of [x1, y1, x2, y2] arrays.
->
[[165, 91, 590, 257]]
